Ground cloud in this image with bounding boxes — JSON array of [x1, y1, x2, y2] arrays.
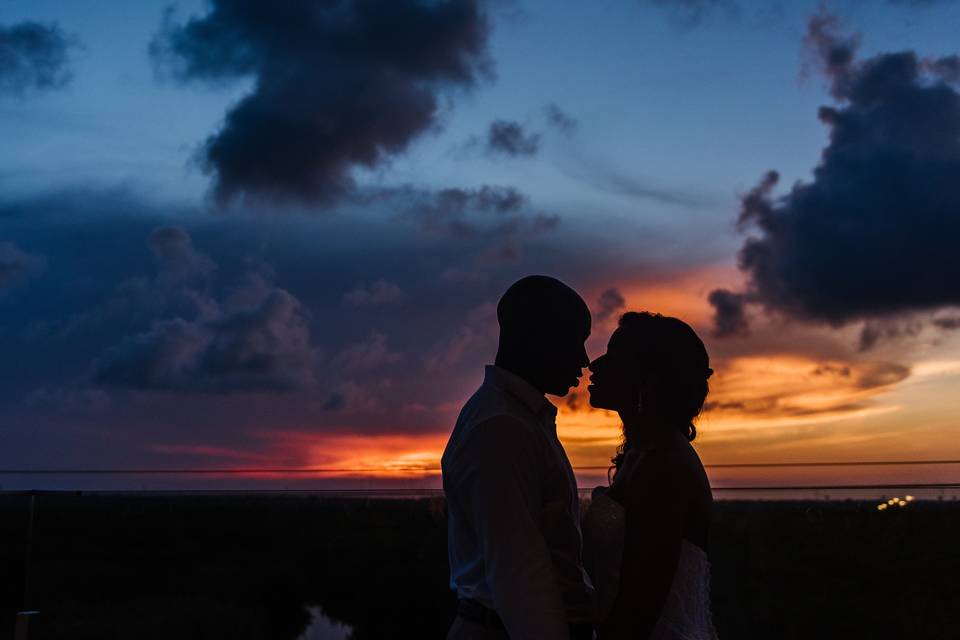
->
[[887, 0, 957, 6], [151, 0, 492, 205], [932, 315, 960, 330], [343, 280, 405, 306], [147, 226, 217, 287], [713, 11, 960, 338], [96, 288, 316, 393], [0, 241, 46, 293], [575, 165, 713, 209], [707, 288, 749, 338], [401, 184, 526, 231], [321, 380, 380, 413], [331, 331, 402, 372], [93, 228, 318, 393], [424, 301, 497, 373], [594, 288, 626, 324], [95, 286, 317, 393], [394, 184, 560, 263], [544, 103, 577, 135], [55, 225, 217, 335], [856, 361, 911, 389], [0, 185, 756, 469], [702, 356, 909, 421], [486, 119, 541, 157], [637, 0, 741, 28], [24, 387, 112, 412], [0, 21, 75, 96], [857, 319, 922, 352]]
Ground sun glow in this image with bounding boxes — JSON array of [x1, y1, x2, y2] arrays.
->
[[300, 433, 446, 477]]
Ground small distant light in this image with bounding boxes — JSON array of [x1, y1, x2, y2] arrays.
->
[[888, 498, 897, 505], [898, 500, 907, 507], [905, 495, 915, 502], [877, 504, 887, 511]]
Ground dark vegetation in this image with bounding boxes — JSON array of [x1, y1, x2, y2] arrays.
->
[[1, 494, 957, 639]]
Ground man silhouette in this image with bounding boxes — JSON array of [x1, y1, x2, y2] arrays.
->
[[442, 275, 594, 640]]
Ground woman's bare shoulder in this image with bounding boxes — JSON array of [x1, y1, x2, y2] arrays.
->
[[626, 438, 709, 499]]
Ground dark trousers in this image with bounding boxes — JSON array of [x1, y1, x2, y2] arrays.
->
[[448, 600, 595, 639]]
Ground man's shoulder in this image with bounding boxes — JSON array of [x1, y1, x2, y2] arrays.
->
[[458, 381, 532, 428], [448, 384, 541, 451]]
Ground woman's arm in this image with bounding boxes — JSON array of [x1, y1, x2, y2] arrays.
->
[[598, 453, 688, 640]]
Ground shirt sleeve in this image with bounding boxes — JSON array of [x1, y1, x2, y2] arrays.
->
[[463, 415, 571, 640]]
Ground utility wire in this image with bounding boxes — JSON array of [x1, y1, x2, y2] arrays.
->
[[2, 459, 960, 474]]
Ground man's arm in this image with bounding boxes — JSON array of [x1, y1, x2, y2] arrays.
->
[[465, 415, 571, 640]]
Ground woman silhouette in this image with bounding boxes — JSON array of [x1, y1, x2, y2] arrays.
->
[[583, 311, 719, 639]]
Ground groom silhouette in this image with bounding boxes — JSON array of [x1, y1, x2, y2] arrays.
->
[[442, 275, 594, 640]]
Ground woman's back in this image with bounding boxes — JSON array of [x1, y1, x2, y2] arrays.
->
[[583, 438, 718, 639]]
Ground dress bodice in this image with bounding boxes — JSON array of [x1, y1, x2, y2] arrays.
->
[[582, 491, 719, 639]]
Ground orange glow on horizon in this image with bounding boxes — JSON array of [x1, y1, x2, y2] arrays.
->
[[298, 433, 446, 478]]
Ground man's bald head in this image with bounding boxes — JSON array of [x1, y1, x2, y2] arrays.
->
[[495, 275, 591, 396]]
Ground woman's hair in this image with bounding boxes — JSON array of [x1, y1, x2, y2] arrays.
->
[[609, 311, 712, 479]]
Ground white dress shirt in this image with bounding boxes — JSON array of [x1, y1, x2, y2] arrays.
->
[[442, 365, 594, 639]]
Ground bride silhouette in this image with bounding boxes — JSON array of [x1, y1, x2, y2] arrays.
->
[[583, 311, 719, 640]]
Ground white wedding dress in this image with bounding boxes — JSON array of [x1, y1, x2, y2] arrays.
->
[[583, 490, 719, 639]]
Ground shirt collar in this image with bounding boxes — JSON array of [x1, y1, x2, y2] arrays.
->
[[484, 365, 558, 426]]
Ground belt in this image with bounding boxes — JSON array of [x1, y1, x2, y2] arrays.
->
[[569, 621, 595, 640], [457, 599, 506, 630], [457, 600, 595, 639]]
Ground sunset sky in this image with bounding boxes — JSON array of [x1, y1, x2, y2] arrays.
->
[[2, 0, 960, 490]]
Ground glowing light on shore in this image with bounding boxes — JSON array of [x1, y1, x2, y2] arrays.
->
[[877, 496, 912, 512]]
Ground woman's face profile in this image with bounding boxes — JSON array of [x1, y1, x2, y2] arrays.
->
[[587, 329, 640, 412]]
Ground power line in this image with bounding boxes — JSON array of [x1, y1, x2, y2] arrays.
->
[[580, 459, 960, 470], [710, 482, 960, 491], [1, 459, 960, 474], [1, 482, 959, 497], [710, 460, 960, 469]]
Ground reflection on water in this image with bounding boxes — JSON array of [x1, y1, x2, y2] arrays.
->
[[299, 607, 353, 640]]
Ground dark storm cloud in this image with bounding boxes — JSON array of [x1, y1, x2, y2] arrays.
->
[[707, 288, 749, 338], [95, 287, 317, 393], [0, 21, 75, 96], [0, 241, 46, 292], [94, 228, 319, 393], [486, 119, 541, 157], [711, 11, 960, 337], [151, 0, 492, 205]]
